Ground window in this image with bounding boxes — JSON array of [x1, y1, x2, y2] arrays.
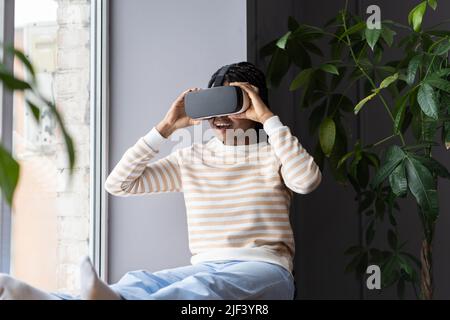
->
[[11, 0, 93, 294]]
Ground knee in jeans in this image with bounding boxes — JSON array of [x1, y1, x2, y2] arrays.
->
[[190, 273, 215, 286]]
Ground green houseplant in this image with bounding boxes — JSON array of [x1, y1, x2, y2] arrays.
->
[[0, 45, 75, 206], [262, 0, 449, 299]]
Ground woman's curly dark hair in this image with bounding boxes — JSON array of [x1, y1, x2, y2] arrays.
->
[[208, 62, 270, 132]]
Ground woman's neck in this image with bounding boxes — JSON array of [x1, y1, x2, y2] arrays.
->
[[221, 133, 262, 146], [223, 136, 250, 146]]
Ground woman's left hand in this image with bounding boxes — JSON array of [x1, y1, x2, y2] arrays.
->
[[228, 82, 274, 124]]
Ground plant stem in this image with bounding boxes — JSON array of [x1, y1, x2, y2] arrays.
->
[[370, 134, 398, 148], [321, 30, 342, 41], [387, 21, 411, 30], [341, 1, 406, 146], [426, 18, 450, 30], [423, 55, 437, 80], [420, 238, 433, 300]]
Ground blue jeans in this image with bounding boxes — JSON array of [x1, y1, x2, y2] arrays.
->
[[108, 260, 295, 300]]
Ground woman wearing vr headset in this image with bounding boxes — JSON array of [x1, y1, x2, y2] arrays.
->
[[0, 62, 321, 300]]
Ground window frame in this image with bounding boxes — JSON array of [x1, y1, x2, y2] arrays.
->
[[90, 0, 110, 281], [0, 0, 110, 281]]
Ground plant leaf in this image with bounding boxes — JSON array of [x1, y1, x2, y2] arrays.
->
[[338, 21, 366, 40], [406, 54, 422, 85], [405, 156, 439, 220], [357, 158, 370, 188], [445, 120, 450, 150], [433, 38, 450, 55], [260, 40, 278, 58], [428, 0, 438, 10], [266, 48, 290, 88], [319, 117, 336, 157], [286, 38, 312, 69], [354, 93, 377, 114], [0, 68, 32, 90], [401, 252, 422, 268], [412, 155, 450, 179], [320, 64, 339, 75], [291, 25, 324, 41], [328, 93, 353, 114], [426, 78, 450, 93], [302, 41, 324, 57], [381, 26, 396, 47], [365, 27, 382, 51], [0, 144, 20, 205], [5, 46, 36, 79], [62, 130, 76, 173], [430, 68, 450, 79], [46, 101, 76, 172], [389, 162, 408, 196], [345, 252, 365, 274], [421, 115, 438, 142], [337, 151, 354, 168], [379, 73, 399, 89], [364, 152, 380, 168], [308, 102, 327, 134], [381, 255, 399, 287], [288, 16, 300, 32], [393, 93, 410, 134], [417, 83, 439, 120], [359, 192, 375, 213], [372, 146, 406, 187], [25, 99, 41, 123], [349, 147, 363, 182], [276, 31, 292, 50], [397, 256, 414, 280], [290, 68, 314, 91], [408, 1, 427, 32]]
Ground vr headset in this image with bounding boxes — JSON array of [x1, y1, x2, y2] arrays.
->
[[184, 64, 250, 120]]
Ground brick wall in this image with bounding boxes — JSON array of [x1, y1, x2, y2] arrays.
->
[[54, 0, 91, 293]]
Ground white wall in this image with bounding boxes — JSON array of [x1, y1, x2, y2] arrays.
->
[[108, 0, 247, 282]]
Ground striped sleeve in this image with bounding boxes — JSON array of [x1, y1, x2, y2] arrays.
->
[[105, 127, 182, 196], [264, 116, 322, 194]]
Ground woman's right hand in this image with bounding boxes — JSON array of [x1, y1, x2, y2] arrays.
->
[[156, 88, 202, 138]]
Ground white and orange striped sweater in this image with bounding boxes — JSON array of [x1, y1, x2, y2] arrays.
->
[[105, 116, 322, 273]]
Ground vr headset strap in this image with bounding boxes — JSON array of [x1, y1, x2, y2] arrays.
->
[[213, 64, 232, 87]]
